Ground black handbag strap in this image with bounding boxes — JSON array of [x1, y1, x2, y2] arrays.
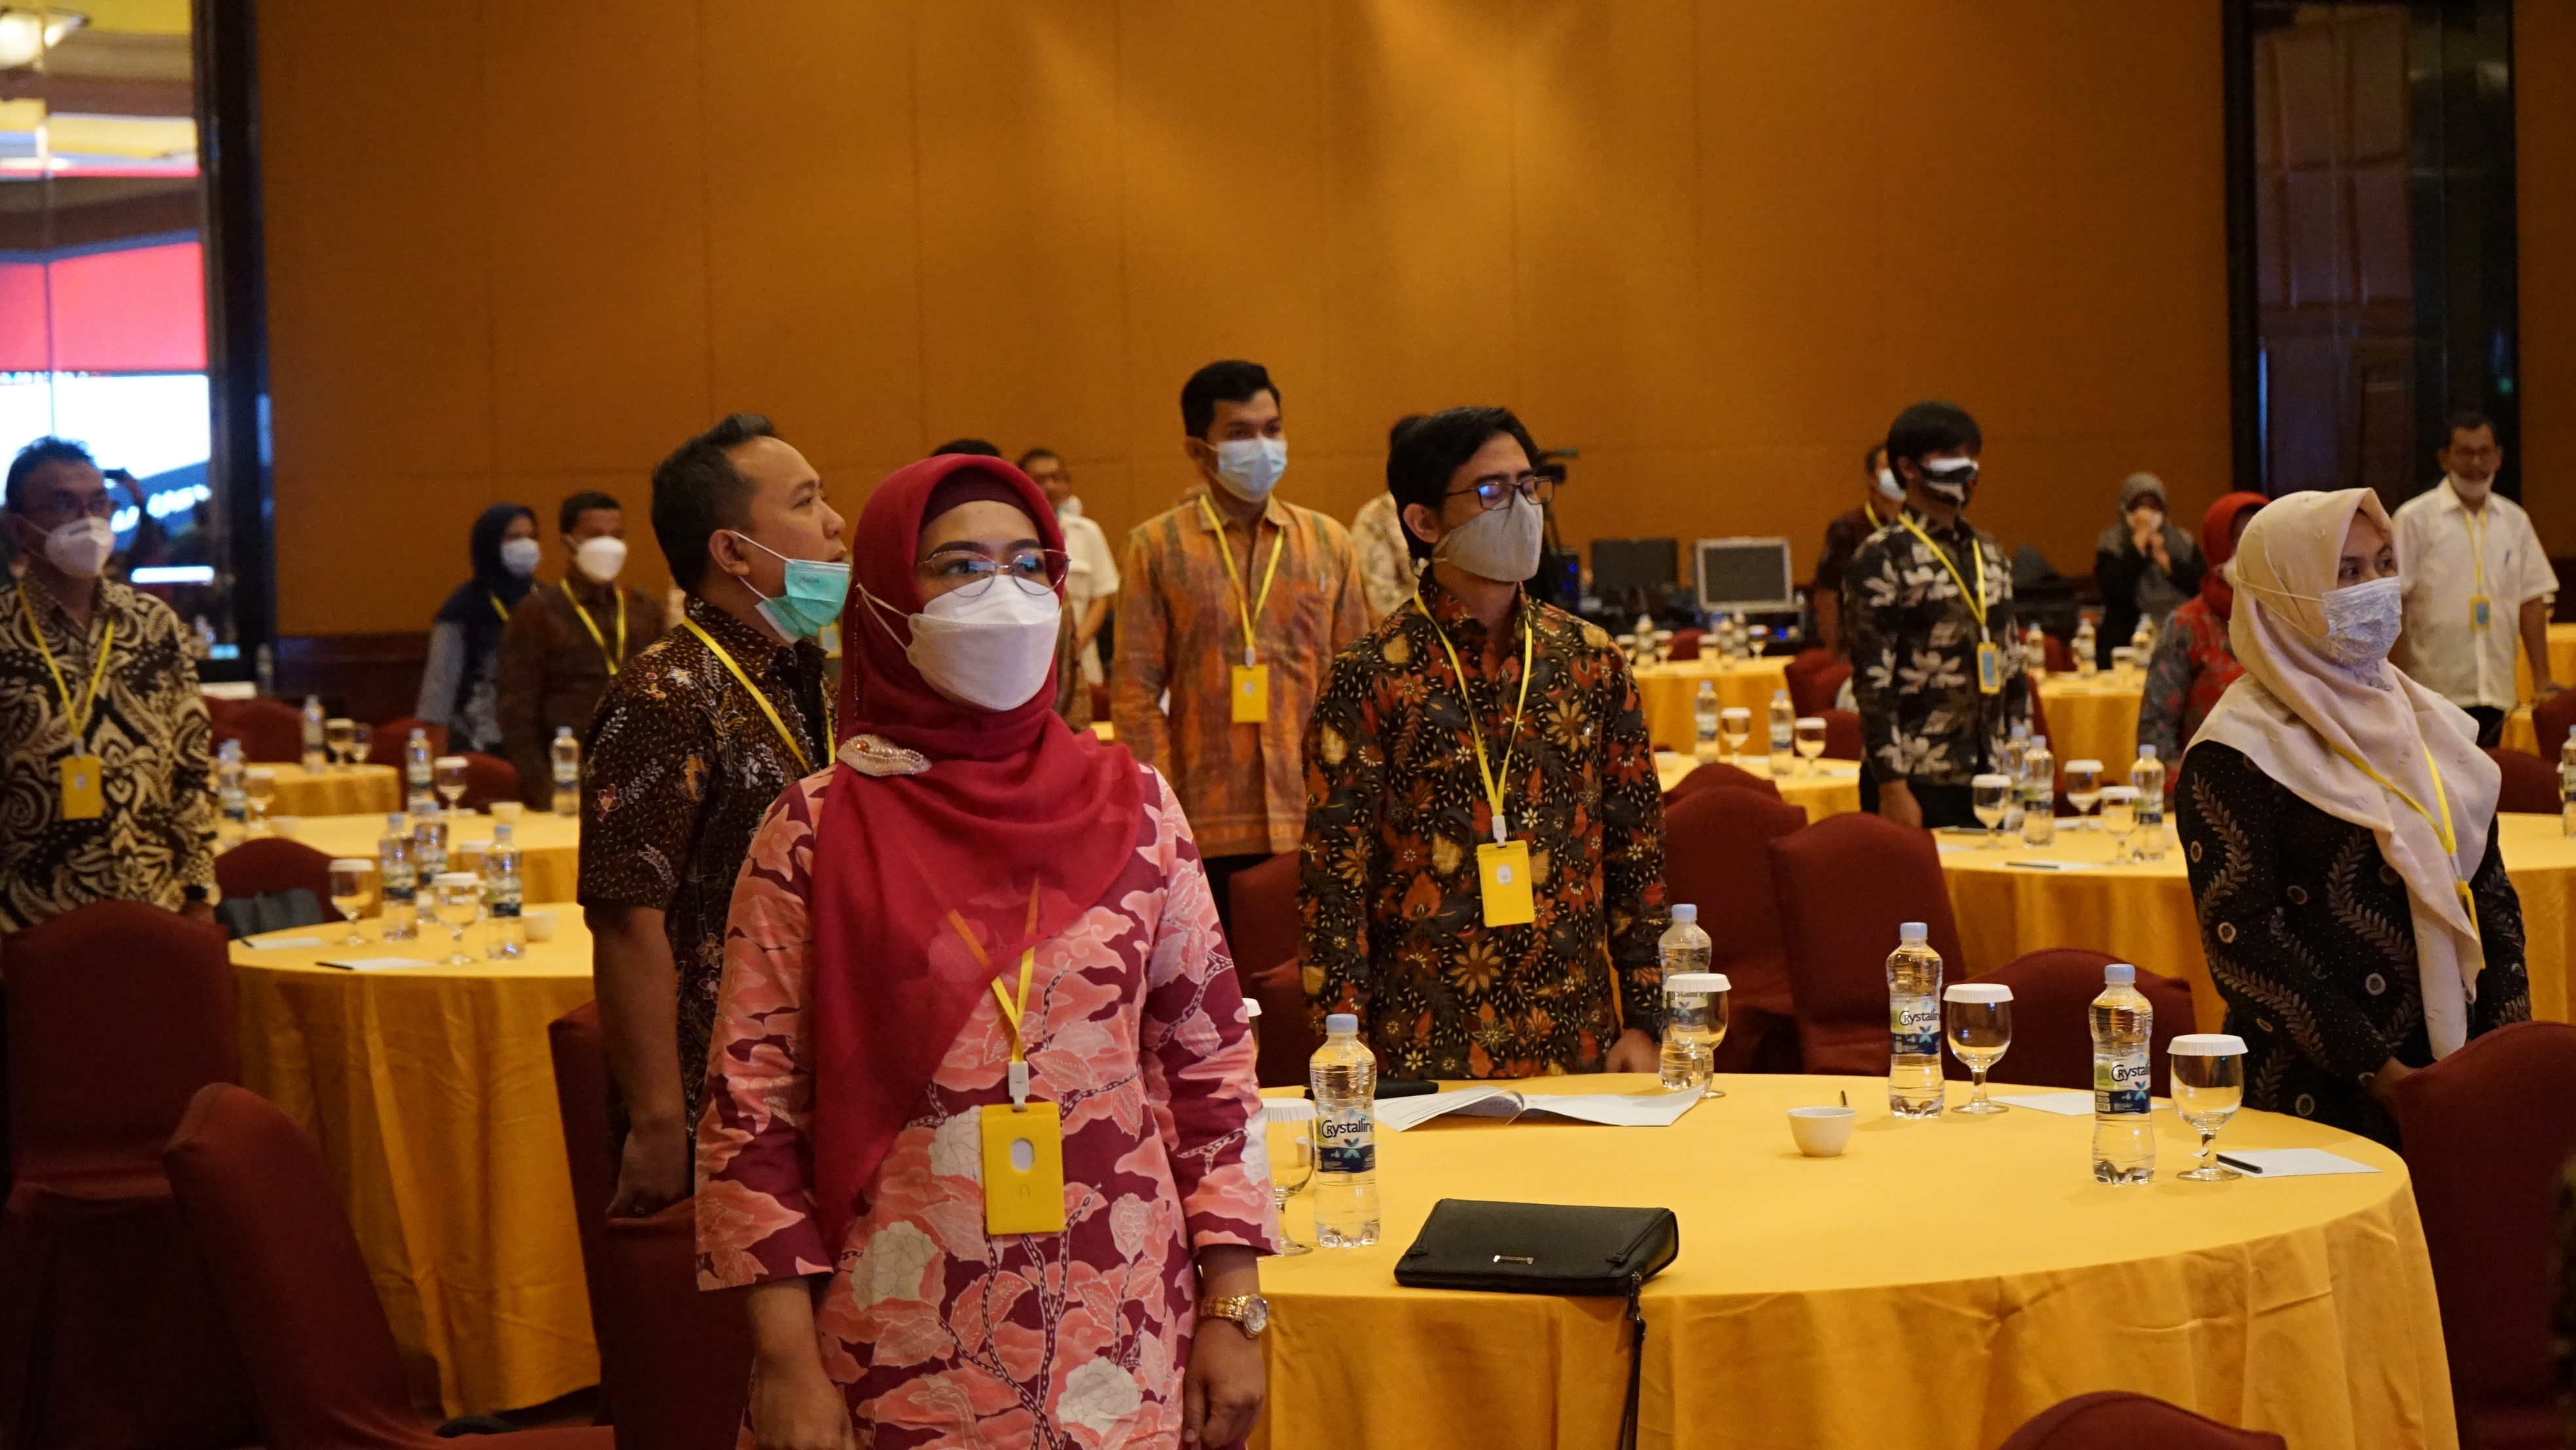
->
[[1617, 1280, 1644, 1450]]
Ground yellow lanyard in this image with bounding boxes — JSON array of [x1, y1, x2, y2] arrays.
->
[[1863, 501, 1886, 531], [17, 579, 115, 741], [1414, 589, 1537, 845], [973, 885, 1046, 1105], [561, 578, 628, 675], [488, 590, 512, 627], [679, 616, 827, 775], [2327, 737, 2482, 943], [1897, 512, 1991, 640], [1196, 495, 1285, 667]]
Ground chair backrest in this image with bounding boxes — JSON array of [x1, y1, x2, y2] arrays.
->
[[2483, 745, 2559, 815], [592, 1203, 755, 1450], [1665, 760, 1781, 806], [547, 1003, 618, 1365], [227, 698, 308, 763], [2042, 635, 2075, 673], [1226, 853, 1315, 1088], [2534, 689, 2576, 758], [365, 716, 447, 766], [1820, 709, 1863, 761], [215, 836, 340, 913], [1783, 648, 1851, 717], [2388, 1020, 2576, 1434], [1666, 628, 1702, 662], [1768, 813, 1964, 1074], [1999, 1391, 2285, 1449], [1662, 788, 1806, 1016], [459, 751, 521, 811], [162, 1084, 423, 1450], [7, 900, 237, 1184], [1959, 949, 2194, 1095]]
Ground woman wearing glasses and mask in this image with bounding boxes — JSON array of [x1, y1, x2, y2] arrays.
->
[[1300, 407, 1672, 1081], [695, 453, 1278, 1450]]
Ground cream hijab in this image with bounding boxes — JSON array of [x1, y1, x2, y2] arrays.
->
[[2190, 487, 2497, 1058]]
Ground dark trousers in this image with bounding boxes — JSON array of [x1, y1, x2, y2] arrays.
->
[[2465, 705, 2507, 749], [1857, 773, 1983, 829], [1200, 853, 1270, 947]]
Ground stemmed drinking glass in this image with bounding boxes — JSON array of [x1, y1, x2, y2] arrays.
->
[[432, 872, 482, 965], [1263, 1099, 1317, 1256], [1718, 707, 1752, 765], [243, 768, 277, 834], [324, 717, 356, 772], [349, 722, 374, 768], [2062, 759, 2103, 830], [328, 858, 375, 946], [1942, 983, 2013, 1114], [1793, 717, 1827, 776], [434, 754, 471, 816], [1971, 773, 2015, 848], [2170, 1034, 2247, 1179], [2098, 787, 2139, 863]]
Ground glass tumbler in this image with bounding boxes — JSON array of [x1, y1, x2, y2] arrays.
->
[[1264, 1098, 1317, 1256]]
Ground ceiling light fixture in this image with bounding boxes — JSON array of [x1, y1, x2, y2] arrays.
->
[[0, 9, 86, 72]]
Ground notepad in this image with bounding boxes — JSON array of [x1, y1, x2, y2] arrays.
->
[[242, 935, 327, 949], [2213, 1148, 2378, 1177], [1374, 1086, 1706, 1132], [314, 956, 429, 972]]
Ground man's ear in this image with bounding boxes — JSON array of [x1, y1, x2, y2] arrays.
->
[[705, 530, 750, 580], [1401, 502, 1442, 551]]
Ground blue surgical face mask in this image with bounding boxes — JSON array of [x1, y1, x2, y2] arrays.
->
[[730, 530, 850, 639], [1211, 437, 1287, 503]]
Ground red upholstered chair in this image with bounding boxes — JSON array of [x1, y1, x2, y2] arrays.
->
[[164, 1084, 611, 1450], [1666, 628, 1702, 661], [226, 696, 308, 762], [460, 751, 522, 811], [1819, 709, 1863, 761], [1227, 853, 1317, 1089], [2387, 1021, 2576, 1450], [1950, 949, 2194, 1096], [2484, 746, 2559, 815], [1999, 1390, 2285, 1449], [2041, 634, 2075, 674], [1664, 760, 1781, 806], [1088, 681, 1110, 724], [548, 1004, 619, 1423], [2534, 689, 2576, 758], [1783, 648, 1853, 717], [365, 715, 448, 766], [1768, 813, 1964, 1074], [215, 836, 344, 920], [0, 901, 251, 1449], [1662, 787, 1808, 1072]]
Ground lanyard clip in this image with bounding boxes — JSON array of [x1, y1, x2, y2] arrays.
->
[[1492, 814, 1508, 847], [1243, 646, 1257, 669], [1008, 1059, 1030, 1108]]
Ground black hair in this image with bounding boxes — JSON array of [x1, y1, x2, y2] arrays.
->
[[1863, 443, 1888, 476], [930, 438, 1002, 458], [558, 489, 622, 536], [1386, 406, 1541, 562], [650, 413, 777, 593], [1180, 360, 1279, 440], [5, 436, 98, 512], [2444, 410, 2497, 445], [1884, 401, 1983, 472], [1015, 448, 1062, 472]]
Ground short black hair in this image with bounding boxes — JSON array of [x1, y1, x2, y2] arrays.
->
[[558, 489, 622, 535], [1180, 360, 1279, 440], [2445, 410, 2497, 444], [1885, 401, 1983, 470], [930, 438, 1002, 458], [5, 436, 98, 512], [1016, 448, 1062, 472], [651, 413, 776, 593], [1386, 406, 1541, 562], [1863, 443, 1887, 476]]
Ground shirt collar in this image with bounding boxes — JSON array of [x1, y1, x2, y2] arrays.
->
[[2438, 476, 2494, 514], [1898, 503, 1976, 543], [13, 569, 116, 633], [562, 571, 619, 608], [1413, 572, 1527, 650], [685, 593, 797, 675], [1189, 484, 1283, 534]]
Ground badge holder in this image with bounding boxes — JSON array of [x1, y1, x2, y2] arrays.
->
[[981, 953, 1066, 1235], [1231, 648, 1270, 723], [2471, 595, 2493, 631]]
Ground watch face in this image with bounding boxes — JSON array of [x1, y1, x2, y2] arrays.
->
[[1240, 1296, 1269, 1336]]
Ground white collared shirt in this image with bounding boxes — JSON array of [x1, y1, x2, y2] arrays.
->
[[1056, 502, 1120, 612], [2390, 476, 2558, 709]]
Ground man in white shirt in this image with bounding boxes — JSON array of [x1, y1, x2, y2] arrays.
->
[[2390, 411, 2561, 745], [1020, 448, 1120, 686]]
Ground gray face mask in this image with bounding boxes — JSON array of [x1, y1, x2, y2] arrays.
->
[[1433, 495, 1543, 583]]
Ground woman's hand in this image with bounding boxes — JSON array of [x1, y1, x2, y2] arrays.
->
[[1186, 1246, 1265, 1447], [743, 1281, 855, 1450], [1605, 1028, 1659, 1074]]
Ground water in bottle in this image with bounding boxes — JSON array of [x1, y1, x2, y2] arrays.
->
[[2131, 616, 2156, 661], [483, 822, 525, 959], [1766, 689, 1795, 775], [378, 814, 418, 940], [411, 814, 448, 883], [300, 696, 327, 770], [1886, 923, 1944, 1118], [2089, 963, 2156, 1184], [215, 742, 247, 836], [2128, 746, 2166, 860], [1999, 724, 2031, 831], [552, 727, 582, 816], [404, 728, 437, 816], [1310, 1014, 1380, 1248], [2562, 739, 2576, 838], [2020, 735, 2056, 846], [2073, 618, 2098, 679], [1656, 906, 1717, 1090], [253, 641, 275, 696], [1693, 682, 1720, 763]]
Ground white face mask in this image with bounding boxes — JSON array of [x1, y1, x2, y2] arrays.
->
[[499, 537, 541, 578], [42, 516, 115, 578], [1874, 467, 1902, 503], [2450, 472, 2494, 505], [574, 535, 627, 583], [868, 578, 1060, 713], [1432, 495, 1544, 583], [2319, 576, 2403, 667], [1054, 496, 1083, 520], [1211, 438, 1287, 503]]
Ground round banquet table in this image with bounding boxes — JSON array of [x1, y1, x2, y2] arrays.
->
[[1630, 656, 1794, 752], [286, 810, 582, 903], [232, 921, 597, 1417], [2502, 706, 2537, 756], [2035, 675, 2145, 779], [2513, 621, 2576, 703], [1251, 1073, 2452, 1450], [256, 762, 403, 818], [1655, 749, 1860, 822], [1937, 813, 2575, 1030]]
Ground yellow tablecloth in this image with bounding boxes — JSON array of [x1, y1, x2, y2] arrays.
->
[[290, 811, 582, 904], [2503, 705, 2538, 756], [1252, 1073, 2452, 1450], [233, 923, 596, 1417], [2513, 621, 2576, 703], [1939, 813, 2575, 1029], [258, 763, 402, 818], [1655, 749, 1860, 822], [2035, 675, 2146, 780], [1631, 657, 1793, 753]]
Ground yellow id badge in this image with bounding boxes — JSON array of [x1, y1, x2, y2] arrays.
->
[[1230, 663, 1270, 723], [1476, 840, 1536, 928], [2471, 595, 2493, 631], [1976, 641, 2003, 695], [979, 1101, 1067, 1235], [59, 754, 103, 820]]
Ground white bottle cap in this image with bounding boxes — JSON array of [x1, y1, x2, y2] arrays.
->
[[2168, 1033, 2246, 1055], [1899, 921, 1928, 943], [1670, 904, 1698, 925], [2137, 745, 2158, 760], [410, 728, 428, 740], [328, 858, 374, 873], [1665, 972, 1730, 995], [2030, 736, 2048, 750], [1942, 983, 2011, 1003], [1325, 1013, 1359, 1036], [431, 872, 480, 888], [2103, 963, 2136, 985]]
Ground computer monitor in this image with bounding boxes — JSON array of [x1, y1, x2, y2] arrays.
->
[[1693, 537, 1796, 613], [1590, 538, 1677, 598]]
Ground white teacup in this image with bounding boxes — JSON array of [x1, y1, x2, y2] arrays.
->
[[266, 815, 302, 840], [488, 800, 524, 822], [1787, 1106, 1855, 1158], [522, 910, 558, 943]]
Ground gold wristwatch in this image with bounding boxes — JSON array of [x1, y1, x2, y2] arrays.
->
[[1197, 1293, 1270, 1340]]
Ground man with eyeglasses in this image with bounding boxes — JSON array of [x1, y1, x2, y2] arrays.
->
[[2389, 410, 2560, 747], [0, 436, 215, 932], [1112, 360, 1368, 936], [1300, 408, 1670, 1078]]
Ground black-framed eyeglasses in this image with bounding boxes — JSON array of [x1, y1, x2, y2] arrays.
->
[[1443, 474, 1554, 512], [915, 546, 1069, 596]]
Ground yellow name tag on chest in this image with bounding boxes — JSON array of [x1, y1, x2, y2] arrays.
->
[[1476, 840, 1536, 928], [59, 754, 103, 820], [2471, 594, 2493, 630], [1976, 641, 2003, 695], [979, 1101, 1067, 1235], [1230, 663, 1270, 723]]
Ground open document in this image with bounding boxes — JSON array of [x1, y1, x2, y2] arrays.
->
[[1375, 1086, 1706, 1132]]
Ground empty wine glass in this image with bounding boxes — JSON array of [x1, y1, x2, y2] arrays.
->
[[349, 721, 374, 768], [431, 872, 482, 966], [1971, 773, 2014, 847], [1942, 983, 2013, 1114], [1718, 707, 1752, 764], [1263, 1099, 1317, 1256], [324, 717, 356, 772], [433, 754, 471, 815], [244, 768, 277, 834], [2170, 1034, 2247, 1179], [328, 857, 374, 946], [2063, 759, 2103, 830], [1793, 717, 1827, 776], [2098, 786, 2139, 862]]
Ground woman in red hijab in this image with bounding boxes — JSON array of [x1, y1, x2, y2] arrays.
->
[[696, 454, 1278, 1449], [2137, 491, 2268, 792]]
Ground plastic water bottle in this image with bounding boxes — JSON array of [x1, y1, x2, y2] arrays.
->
[[410, 813, 448, 883], [1999, 724, 2031, 831], [404, 728, 437, 816], [378, 814, 418, 940], [2022, 623, 2048, 680], [551, 727, 582, 817], [2561, 739, 2576, 838], [2073, 618, 2098, 679], [253, 641, 275, 696], [2090, 964, 2156, 1184], [215, 741, 247, 834], [2020, 735, 2056, 847], [300, 696, 327, 770], [1310, 1014, 1380, 1248], [2129, 745, 2166, 860], [1766, 689, 1795, 775], [2132, 616, 2156, 661], [1656, 906, 1717, 1089], [1886, 923, 1944, 1119], [483, 822, 524, 959], [1693, 682, 1720, 763]]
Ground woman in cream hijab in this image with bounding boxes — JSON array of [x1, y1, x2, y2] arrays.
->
[[2175, 487, 2530, 1144]]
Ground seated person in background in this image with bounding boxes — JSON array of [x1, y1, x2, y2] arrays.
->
[[2092, 472, 2204, 667], [497, 489, 669, 806], [2137, 491, 2266, 791], [2177, 487, 2530, 1146], [1300, 407, 1668, 1078], [418, 503, 536, 754], [1812, 442, 1901, 657], [2389, 411, 2562, 747]]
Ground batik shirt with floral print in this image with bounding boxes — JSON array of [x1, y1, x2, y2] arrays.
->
[[1844, 505, 2031, 787]]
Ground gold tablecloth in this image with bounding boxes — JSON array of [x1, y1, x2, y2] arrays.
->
[[1939, 813, 2575, 1029], [291, 811, 582, 904], [1251, 1073, 2452, 1450], [1631, 657, 1794, 753], [232, 923, 597, 1417], [257, 763, 402, 819], [2513, 621, 2576, 703], [2504, 706, 2538, 756], [1655, 750, 1860, 822], [2035, 675, 2146, 780]]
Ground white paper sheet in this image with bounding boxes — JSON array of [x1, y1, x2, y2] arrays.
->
[[1374, 1086, 1704, 1131], [1991, 1092, 2094, 1116], [315, 956, 431, 972], [243, 935, 327, 949], [2213, 1148, 2378, 1177], [1374, 1087, 1526, 1131]]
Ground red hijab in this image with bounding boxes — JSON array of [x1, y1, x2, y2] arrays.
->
[[808, 454, 1143, 1245], [2196, 491, 2269, 619]]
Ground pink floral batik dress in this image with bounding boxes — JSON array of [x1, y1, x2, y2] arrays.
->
[[696, 764, 1279, 1449]]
